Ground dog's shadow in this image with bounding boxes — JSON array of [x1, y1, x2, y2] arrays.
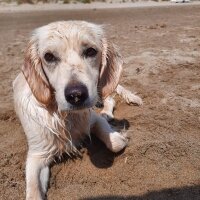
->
[[53, 118, 130, 169]]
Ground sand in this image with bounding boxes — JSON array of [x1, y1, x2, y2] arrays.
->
[[0, 3, 200, 200]]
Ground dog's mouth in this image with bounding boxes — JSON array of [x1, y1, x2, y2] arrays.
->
[[64, 97, 97, 111], [68, 102, 93, 111]]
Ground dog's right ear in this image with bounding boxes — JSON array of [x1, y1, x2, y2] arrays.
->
[[22, 37, 53, 106], [98, 38, 123, 100]]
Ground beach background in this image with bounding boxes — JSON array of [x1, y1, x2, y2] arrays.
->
[[0, 1, 200, 199]]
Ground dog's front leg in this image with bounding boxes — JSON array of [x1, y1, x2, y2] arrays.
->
[[40, 166, 49, 196], [100, 96, 115, 121], [26, 154, 48, 200], [91, 111, 127, 153]]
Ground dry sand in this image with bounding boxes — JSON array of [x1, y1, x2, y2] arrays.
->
[[0, 3, 200, 200]]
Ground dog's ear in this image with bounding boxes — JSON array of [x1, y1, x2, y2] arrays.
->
[[98, 38, 123, 99], [22, 37, 53, 106]]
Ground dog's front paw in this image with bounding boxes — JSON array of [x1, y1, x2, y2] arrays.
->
[[107, 132, 128, 153], [100, 111, 114, 121], [126, 92, 143, 106]]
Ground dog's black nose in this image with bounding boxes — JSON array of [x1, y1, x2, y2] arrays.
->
[[65, 84, 88, 106]]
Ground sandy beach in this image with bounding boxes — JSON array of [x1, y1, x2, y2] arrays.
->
[[0, 2, 200, 200]]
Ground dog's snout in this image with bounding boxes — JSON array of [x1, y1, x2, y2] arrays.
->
[[65, 84, 88, 106]]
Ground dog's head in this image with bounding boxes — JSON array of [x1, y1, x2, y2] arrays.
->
[[22, 21, 123, 111]]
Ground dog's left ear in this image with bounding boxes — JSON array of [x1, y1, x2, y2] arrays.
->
[[98, 38, 123, 99]]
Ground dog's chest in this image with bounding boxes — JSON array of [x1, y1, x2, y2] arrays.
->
[[46, 110, 91, 158], [66, 111, 91, 142]]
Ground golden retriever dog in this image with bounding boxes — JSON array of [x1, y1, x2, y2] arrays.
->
[[13, 21, 142, 200]]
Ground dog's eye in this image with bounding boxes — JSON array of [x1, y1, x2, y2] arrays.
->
[[84, 48, 98, 58], [44, 52, 57, 63]]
